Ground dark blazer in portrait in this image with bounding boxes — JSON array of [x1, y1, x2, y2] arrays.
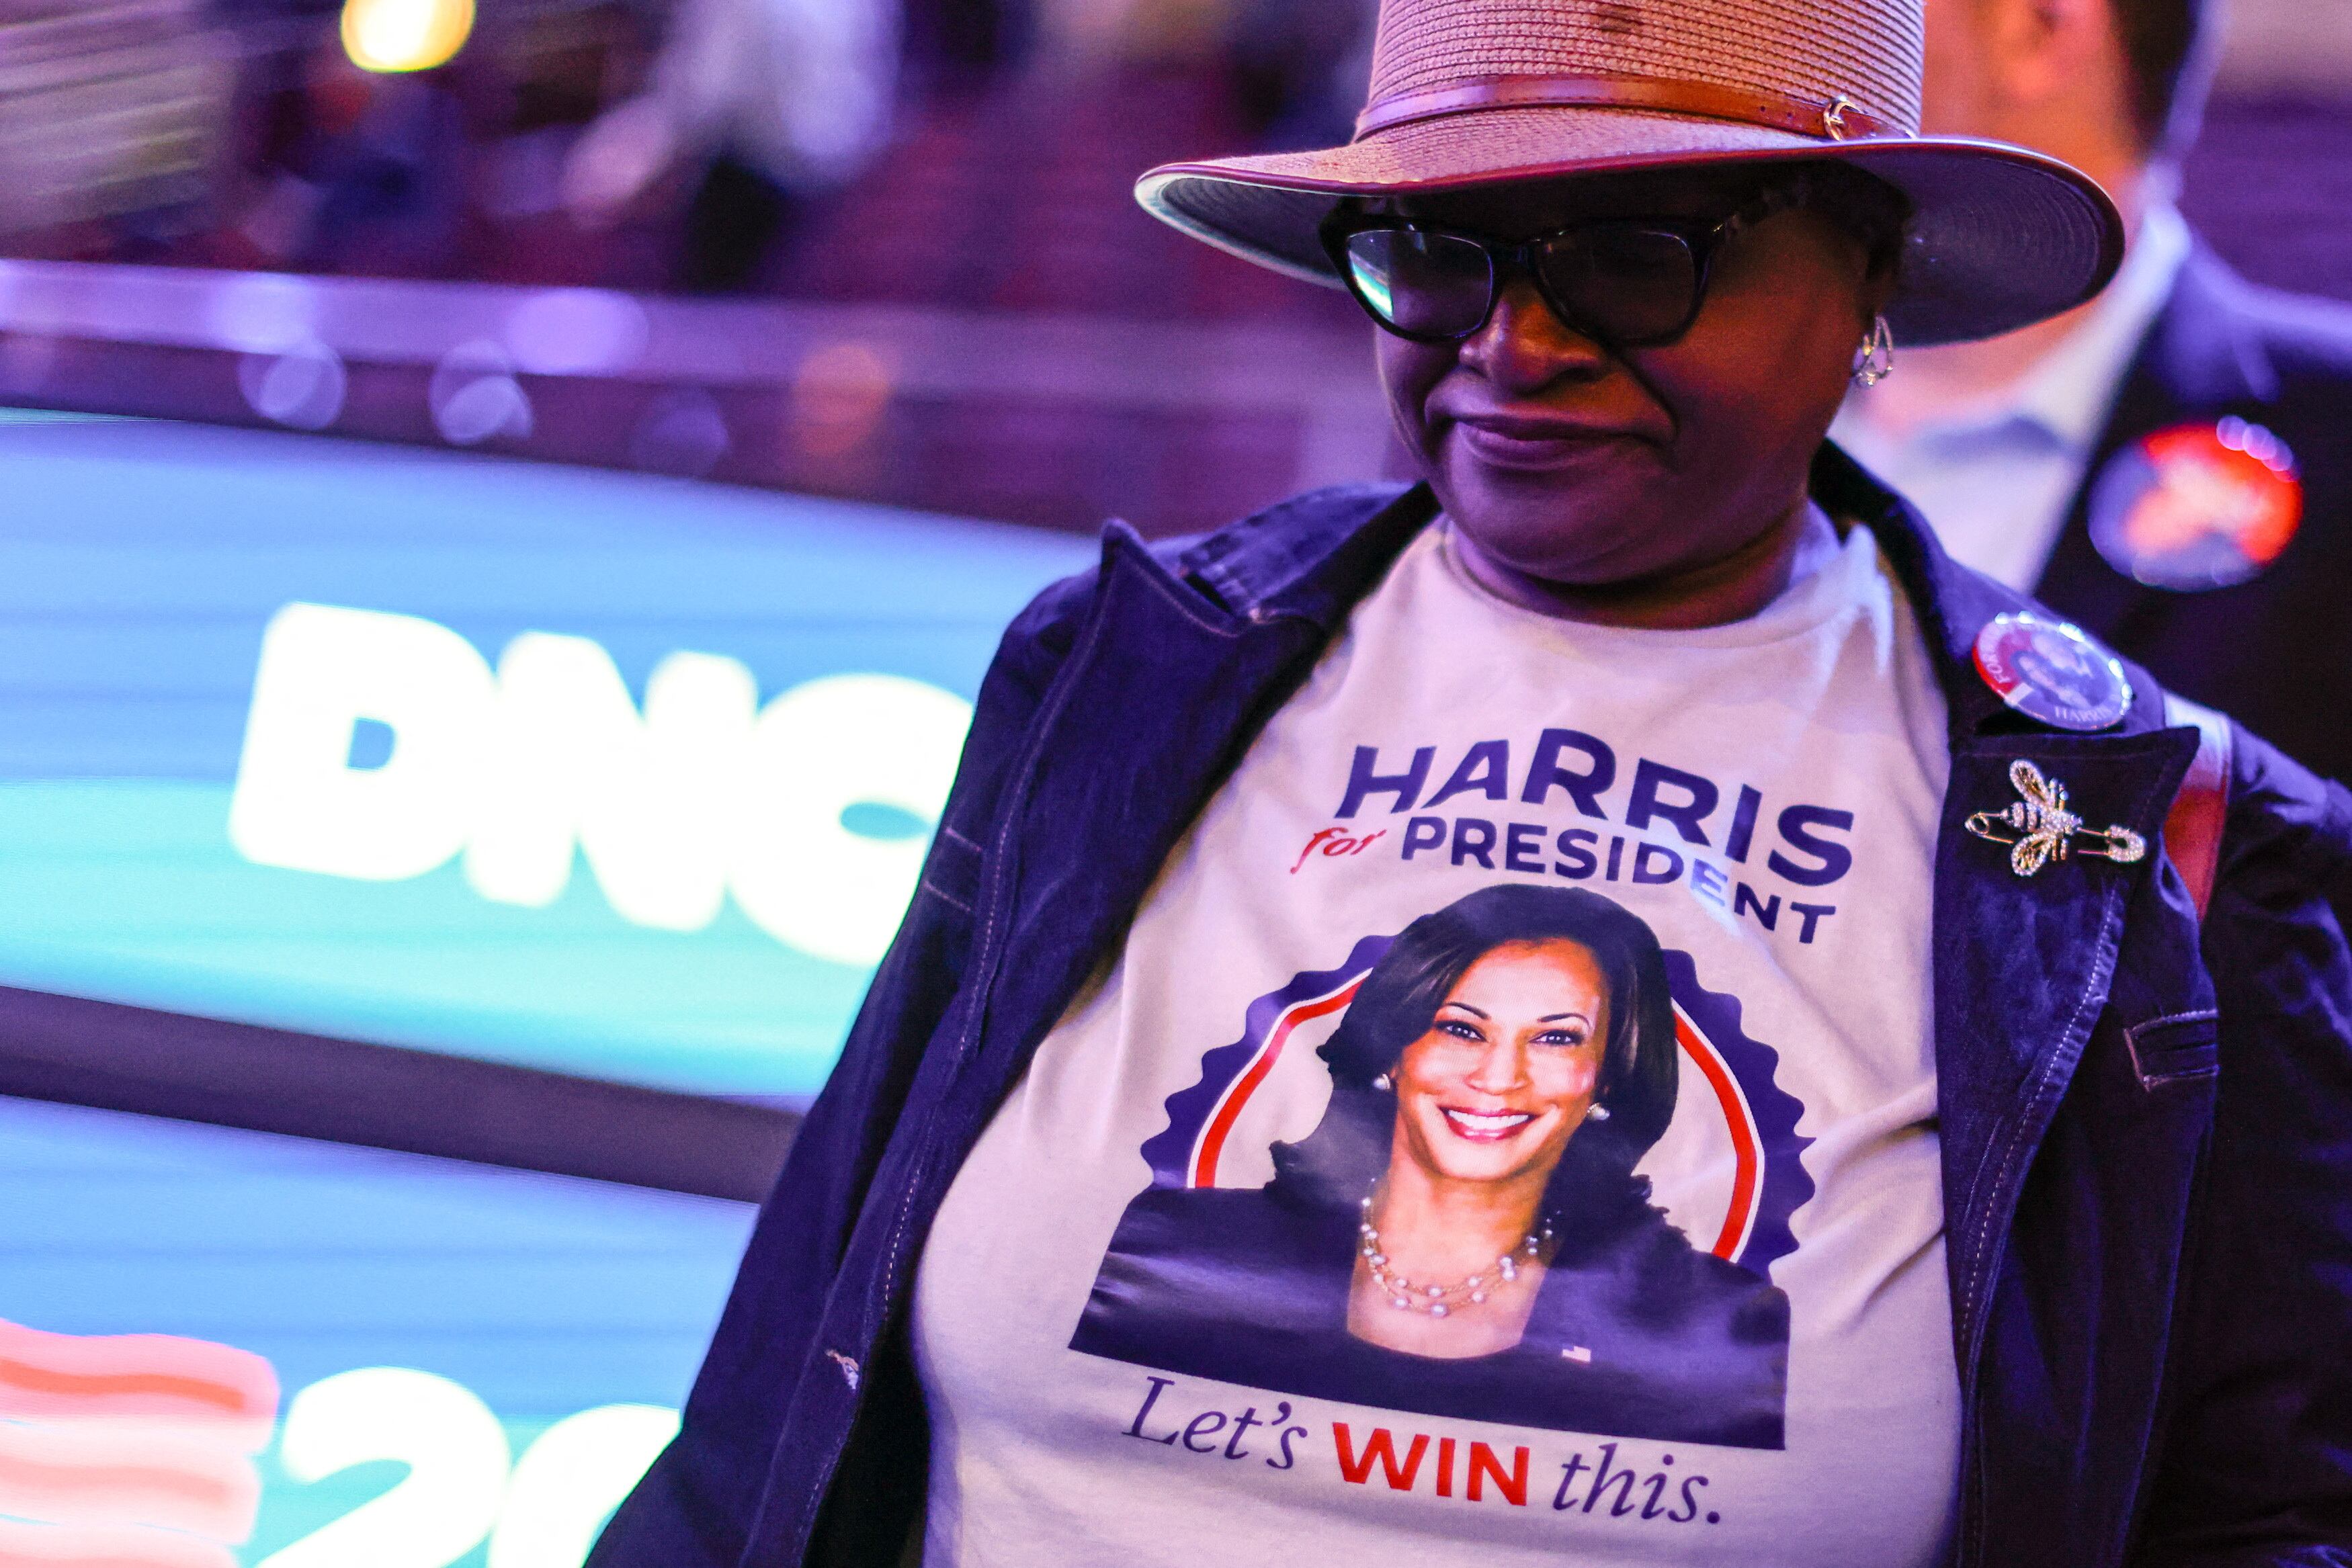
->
[[1070, 1168, 1791, 1450], [2035, 245, 2352, 785]]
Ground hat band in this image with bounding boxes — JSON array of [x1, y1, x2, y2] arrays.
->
[[1353, 73, 1899, 144]]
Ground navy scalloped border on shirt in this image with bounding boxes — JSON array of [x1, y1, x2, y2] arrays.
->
[[1137, 932, 1395, 1188], [1661, 947, 1815, 1280]]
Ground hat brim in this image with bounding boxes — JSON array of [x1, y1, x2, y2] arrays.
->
[[1136, 106, 2126, 347]]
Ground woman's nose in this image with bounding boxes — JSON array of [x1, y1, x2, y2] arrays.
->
[[1460, 275, 1609, 393], [1464, 1039, 1527, 1094]]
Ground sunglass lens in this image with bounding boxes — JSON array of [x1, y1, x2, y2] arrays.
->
[[1342, 229, 1493, 339], [1535, 226, 1701, 345]]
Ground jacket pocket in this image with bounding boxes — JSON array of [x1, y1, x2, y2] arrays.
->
[[2125, 1010, 2220, 1088]]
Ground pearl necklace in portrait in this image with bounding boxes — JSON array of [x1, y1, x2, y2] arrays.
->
[[1357, 1179, 1556, 1317]]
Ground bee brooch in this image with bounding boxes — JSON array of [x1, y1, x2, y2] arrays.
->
[[1966, 759, 2147, 877]]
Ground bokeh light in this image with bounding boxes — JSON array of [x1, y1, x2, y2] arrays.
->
[[788, 341, 896, 460], [339, 0, 474, 74]]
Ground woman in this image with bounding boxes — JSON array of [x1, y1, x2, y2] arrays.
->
[[593, 0, 2352, 1563], [1073, 885, 1791, 1449]]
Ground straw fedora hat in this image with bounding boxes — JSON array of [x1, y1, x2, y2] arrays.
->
[[1136, 0, 2125, 346]]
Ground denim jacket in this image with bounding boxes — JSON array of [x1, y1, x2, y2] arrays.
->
[[591, 447, 2352, 1568]]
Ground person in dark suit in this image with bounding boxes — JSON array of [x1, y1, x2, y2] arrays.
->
[[1071, 884, 1790, 1450], [1834, 0, 2352, 784]]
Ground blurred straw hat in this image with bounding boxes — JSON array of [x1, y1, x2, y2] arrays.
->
[[1136, 0, 2125, 345]]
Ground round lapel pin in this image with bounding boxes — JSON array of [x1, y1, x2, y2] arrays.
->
[[1973, 612, 2133, 732], [2087, 418, 2302, 591]]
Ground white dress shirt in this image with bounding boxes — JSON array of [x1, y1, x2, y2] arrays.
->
[[1831, 204, 2193, 591]]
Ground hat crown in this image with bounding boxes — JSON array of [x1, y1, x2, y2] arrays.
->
[[1363, 0, 1924, 142]]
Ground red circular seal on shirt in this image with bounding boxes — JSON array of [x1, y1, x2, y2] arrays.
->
[[2087, 419, 2303, 591], [1972, 611, 2132, 732]]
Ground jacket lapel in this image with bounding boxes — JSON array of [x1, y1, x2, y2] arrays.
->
[[2034, 249, 2275, 645], [1824, 447, 2199, 1385], [1932, 732, 2190, 1375]]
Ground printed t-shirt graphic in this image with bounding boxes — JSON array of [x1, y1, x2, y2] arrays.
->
[[1073, 886, 1810, 1449], [913, 523, 1960, 1567]]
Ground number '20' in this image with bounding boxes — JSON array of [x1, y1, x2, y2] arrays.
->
[[256, 1367, 676, 1568]]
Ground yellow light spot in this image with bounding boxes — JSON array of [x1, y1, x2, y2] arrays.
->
[[340, 0, 474, 73]]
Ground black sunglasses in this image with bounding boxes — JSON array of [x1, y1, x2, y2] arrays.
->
[[1319, 189, 1791, 349]]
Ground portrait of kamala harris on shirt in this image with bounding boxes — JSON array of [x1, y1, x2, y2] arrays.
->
[[1071, 884, 1790, 1450]]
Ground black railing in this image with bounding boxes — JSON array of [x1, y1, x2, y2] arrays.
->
[[0, 986, 798, 1201]]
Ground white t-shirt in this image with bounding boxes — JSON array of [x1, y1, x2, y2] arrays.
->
[[913, 519, 1959, 1567]]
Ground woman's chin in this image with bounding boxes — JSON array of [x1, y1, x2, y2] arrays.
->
[[1409, 1115, 1564, 1185], [1421, 1153, 1531, 1185], [1438, 483, 1667, 587]]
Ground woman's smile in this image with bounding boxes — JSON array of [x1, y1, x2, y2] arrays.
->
[[1436, 1104, 1542, 1142], [1447, 413, 1646, 474]]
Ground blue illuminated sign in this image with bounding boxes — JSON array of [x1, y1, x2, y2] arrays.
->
[[0, 417, 1091, 1096], [0, 1095, 753, 1566]]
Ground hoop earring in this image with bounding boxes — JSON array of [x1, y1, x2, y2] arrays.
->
[[1585, 1102, 1611, 1123], [1372, 1073, 1393, 1092], [1852, 314, 1894, 388]]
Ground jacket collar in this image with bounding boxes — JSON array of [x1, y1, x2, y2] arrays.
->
[[1179, 453, 2183, 744], [2143, 244, 2276, 408], [1813, 443, 2199, 1454], [1176, 480, 1440, 634], [2033, 247, 2276, 642], [1811, 441, 2177, 738]]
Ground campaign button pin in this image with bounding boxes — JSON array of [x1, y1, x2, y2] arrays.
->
[[2088, 418, 2302, 591], [1973, 612, 2132, 732]]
